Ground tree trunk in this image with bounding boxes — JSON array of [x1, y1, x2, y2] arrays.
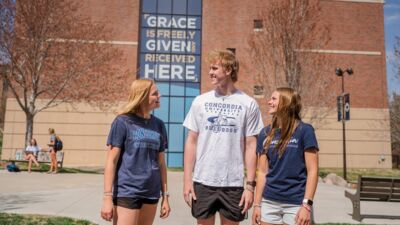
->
[[0, 67, 9, 136], [25, 113, 34, 148]]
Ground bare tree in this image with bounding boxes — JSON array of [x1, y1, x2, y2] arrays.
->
[[394, 36, 400, 81], [390, 93, 400, 166], [0, 0, 131, 146], [248, 0, 334, 123], [0, 2, 10, 138], [390, 36, 400, 167], [0, 66, 8, 136]]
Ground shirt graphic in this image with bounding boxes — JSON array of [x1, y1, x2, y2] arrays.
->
[[269, 138, 299, 148], [131, 128, 161, 150], [204, 102, 242, 133]]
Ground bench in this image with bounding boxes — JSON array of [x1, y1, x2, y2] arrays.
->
[[10, 149, 65, 168], [345, 175, 400, 221]]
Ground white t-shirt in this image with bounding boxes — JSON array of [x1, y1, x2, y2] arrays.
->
[[26, 145, 40, 154], [183, 90, 264, 187]]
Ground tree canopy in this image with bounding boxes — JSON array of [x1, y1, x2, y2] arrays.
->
[[0, 0, 132, 144]]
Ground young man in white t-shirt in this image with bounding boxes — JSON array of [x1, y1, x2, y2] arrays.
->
[[183, 50, 264, 224]]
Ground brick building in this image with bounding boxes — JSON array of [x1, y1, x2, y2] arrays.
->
[[1, 0, 392, 168]]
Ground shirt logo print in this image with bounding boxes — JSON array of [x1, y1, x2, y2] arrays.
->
[[204, 102, 242, 133], [131, 128, 160, 149]]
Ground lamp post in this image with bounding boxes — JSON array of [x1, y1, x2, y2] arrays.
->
[[335, 67, 353, 181]]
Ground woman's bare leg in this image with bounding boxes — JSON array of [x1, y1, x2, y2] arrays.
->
[[138, 203, 158, 225], [31, 155, 39, 167], [52, 151, 58, 173], [28, 156, 32, 173], [113, 206, 140, 225], [48, 150, 54, 173]]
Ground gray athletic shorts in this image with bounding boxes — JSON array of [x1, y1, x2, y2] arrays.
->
[[261, 199, 301, 225]]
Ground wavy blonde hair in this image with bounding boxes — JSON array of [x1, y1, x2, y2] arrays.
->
[[263, 87, 302, 157], [118, 79, 154, 115]]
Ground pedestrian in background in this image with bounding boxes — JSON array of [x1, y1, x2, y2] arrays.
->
[[47, 128, 58, 174], [24, 138, 40, 173]]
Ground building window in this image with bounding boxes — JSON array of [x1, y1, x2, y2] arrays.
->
[[254, 85, 264, 98], [227, 48, 236, 55], [254, 19, 263, 32]]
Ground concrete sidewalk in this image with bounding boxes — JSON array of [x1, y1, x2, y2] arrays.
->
[[0, 170, 399, 225]]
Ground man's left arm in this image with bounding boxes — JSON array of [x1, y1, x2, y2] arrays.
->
[[239, 135, 257, 214]]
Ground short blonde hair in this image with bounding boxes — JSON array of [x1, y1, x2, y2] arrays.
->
[[118, 79, 154, 115], [207, 50, 239, 82]]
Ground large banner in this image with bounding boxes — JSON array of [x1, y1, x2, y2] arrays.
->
[[139, 0, 202, 167], [139, 11, 201, 82]]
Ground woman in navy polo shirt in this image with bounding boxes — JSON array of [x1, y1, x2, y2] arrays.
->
[[252, 87, 319, 225], [101, 79, 170, 225]]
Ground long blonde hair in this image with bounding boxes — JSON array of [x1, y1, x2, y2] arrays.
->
[[263, 87, 302, 157], [118, 79, 154, 115]]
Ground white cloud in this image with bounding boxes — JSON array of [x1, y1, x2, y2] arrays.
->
[[386, 14, 400, 22], [386, 3, 400, 9]]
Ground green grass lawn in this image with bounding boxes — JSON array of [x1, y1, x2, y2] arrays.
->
[[0, 161, 100, 174], [319, 168, 400, 183], [1, 161, 183, 173], [0, 213, 96, 225], [19, 163, 100, 174]]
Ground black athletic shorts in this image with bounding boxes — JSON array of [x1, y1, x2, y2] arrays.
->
[[191, 182, 245, 222], [113, 197, 159, 209]]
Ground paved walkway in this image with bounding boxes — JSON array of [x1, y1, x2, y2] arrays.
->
[[0, 170, 399, 225]]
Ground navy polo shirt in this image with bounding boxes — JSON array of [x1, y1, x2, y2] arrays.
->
[[256, 122, 319, 205]]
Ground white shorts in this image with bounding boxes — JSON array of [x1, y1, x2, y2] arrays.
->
[[261, 199, 301, 225]]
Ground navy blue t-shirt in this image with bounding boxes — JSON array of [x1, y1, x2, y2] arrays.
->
[[107, 114, 168, 199], [256, 122, 318, 205]]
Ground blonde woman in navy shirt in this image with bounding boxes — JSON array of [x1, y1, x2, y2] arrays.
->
[[101, 79, 170, 225], [252, 87, 319, 225]]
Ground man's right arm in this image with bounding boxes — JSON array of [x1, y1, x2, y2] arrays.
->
[[183, 130, 198, 207]]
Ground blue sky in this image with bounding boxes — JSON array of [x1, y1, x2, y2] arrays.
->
[[384, 0, 400, 95]]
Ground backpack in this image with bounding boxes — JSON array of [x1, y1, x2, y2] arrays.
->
[[7, 162, 20, 172], [55, 136, 63, 151]]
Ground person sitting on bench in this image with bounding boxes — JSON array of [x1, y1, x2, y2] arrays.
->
[[24, 138, 41, 173]]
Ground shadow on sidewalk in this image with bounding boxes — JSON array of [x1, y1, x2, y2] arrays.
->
[[0, 194, 45, 211]]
